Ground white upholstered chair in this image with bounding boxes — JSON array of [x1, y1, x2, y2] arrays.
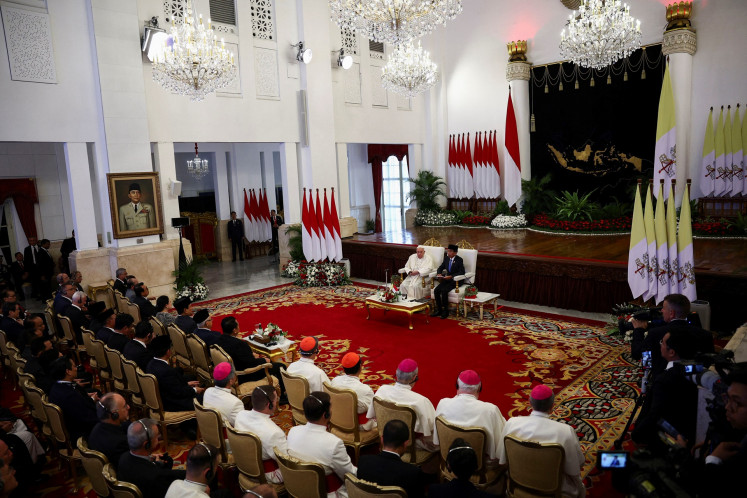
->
[[403, 238, 445, 293], [428, 240, 477, 316]]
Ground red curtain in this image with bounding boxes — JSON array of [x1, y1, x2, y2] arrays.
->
[[367, 144, 409, 233], [0, 179, 38, 240], [371, 161, 383, 233]]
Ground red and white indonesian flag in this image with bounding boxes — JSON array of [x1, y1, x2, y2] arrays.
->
[[465, 132, 474, 199], [259, 189, 271, 242], [504, 91, 522, 208], [700, 108, 715, 197], [666, 184, 679, 294], [322, 189, 337, 261], [301, 190, 313, 261], [714, 107, 726, 196], [677, 182, 697, 301], [250, 190, 261, 242], [724, 106, 734, 196], [654, 182, 669, 304], [489, 130, 501, 199], [330, 188, 343, 262], [642, 182, 658, 302], [731, 105, 743, 196], [307, 189, 322, 261], [473, 132, 484, 199], [456, 134, 465, 198], [654, 62, 676, 201], [447, 135, 456, 198], [627, 182, 648, 299], [243, 189, 252, 243], [314, 190, 327, 261]]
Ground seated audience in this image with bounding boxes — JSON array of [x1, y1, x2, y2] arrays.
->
[[55, 273, 70, 291], [357, 420, 424, 498], [174, 297, 197, 333], [434, 369, 506, 463], [428, 439, 492, 498], [61, 291, 91, 342], [23, 337, 54, 392], [165, 442, 219, 498], [234, 386, 287, 484], [124, 276, 138, 301], [203, 362, 243, 426], [10, 253, 30, 299], [132, 283, 156, 320], [367, 358, 437, 451], [286, 336, 330, 392], [107, 313, 134, 353], [287, 392, 356, 496], [0, 433, 37, 492], [400, 246, 435, 300], [53, 282, 75, 315], [84, 301, 107, 336], [87, 393, 130, 469], [0, 459, 18, 497], [0, 407, 45, 465], [118, 418, 186, 498], [113, 268, 127, 295], [48, 356, 99, 442], [123, 321, 155, 371], [632, 329, 699, 450], [71, 271, 84, 293], [192, 309, 221, 346], [154, 296, 176, 326], [499, 385, 585, 498], [0, 303, 24, 344], [95, 308, 117, 343], [330, 352, 376, 430]]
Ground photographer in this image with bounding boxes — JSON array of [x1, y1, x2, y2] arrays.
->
[[632, 329, 698, 451], [631, 294, 714, 379]]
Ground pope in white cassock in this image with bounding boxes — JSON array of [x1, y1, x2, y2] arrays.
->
[[400, 246, 434, 299]]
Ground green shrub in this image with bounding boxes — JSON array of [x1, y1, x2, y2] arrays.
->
[[407, 170, 446, 211], [553, 190, 599, 222]]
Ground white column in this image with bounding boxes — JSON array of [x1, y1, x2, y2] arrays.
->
[[663, 28, 697, 205], [280, 142, 301, 223], [152, 142, 180, 240], [63, 142, 98, 250], [335, 143, 351, 217], [506, 60, 532, 181], [213, 149, 231, 219]]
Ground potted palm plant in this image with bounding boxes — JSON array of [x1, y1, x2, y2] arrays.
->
[[406, 171, 446, 226]]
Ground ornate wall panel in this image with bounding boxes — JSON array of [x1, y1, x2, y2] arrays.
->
[[344, 62, 362, 105], [396, 94, 411, 110], [254, 46, 279, 98], [341, 26, 358, 55], [1, 4, 56, 83], [217, 41, 241, 96], [371, 66, 388, 107], [250, 0, 275, 41]]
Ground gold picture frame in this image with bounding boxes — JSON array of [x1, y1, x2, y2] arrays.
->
[[106, 172, 164, 239]]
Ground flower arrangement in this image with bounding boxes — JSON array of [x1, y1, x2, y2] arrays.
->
[[282, 260, 351, 287], [173, 258, 209, 301], [378, 286, 401, 303], [605, 303, 649, 342], [692, 219, 741, 237], [531, 213, 632, 233], [460, 215, 492, 226], [175, 282, 209, 301], [490, 214, 527, 229], [414, 209, 458, 226], [252, 322, 287, 344], [464, 284, 479, 299]]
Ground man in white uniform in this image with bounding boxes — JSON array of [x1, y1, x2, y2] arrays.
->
[[400, 246, 434, 300], [202, 362, 243, 426], [434, 369, 506, 462], [367, 358, 437, 451], [165, 442, 218, 498], [234, 385, 287, 484], [498, 385, 586, 498], [286, 336, 330, 392], [287, 392, 357, 497], [330, 352, 376, 431]]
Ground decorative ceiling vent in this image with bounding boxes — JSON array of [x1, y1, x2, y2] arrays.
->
[[561, 0, 582, 9], [209, 0, 236, 26], [369, 39, 384, 59]]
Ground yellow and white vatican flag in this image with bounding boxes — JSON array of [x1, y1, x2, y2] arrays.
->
[[642, 182, 658, 302], [654, 182, 669, 304], [700, 108, 715, 197], [628, 182, 648, 299], [714, 106, 726, 196], [654, 62, 676, 201], [666, 183, 679, 294], [724, 106, 734, 196], [731, 104, 744, 196], [677, 182, 697, 301]]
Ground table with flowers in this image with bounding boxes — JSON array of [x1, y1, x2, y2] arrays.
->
[[365, 287, 431, 330], [245, 323, 298, 364]]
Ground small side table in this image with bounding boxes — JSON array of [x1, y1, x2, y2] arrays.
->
[[463, 292, 501, 320]]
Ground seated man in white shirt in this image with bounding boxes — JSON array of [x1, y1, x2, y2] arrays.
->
[[165, 442, 219, 498], [287, 392, 356, 498], [234, 386, 287, 484], [434, 370, 506, 465], [286, 336, 330, 392], [400, 246, 434, 300], [498, 385, 586, 498], [330, 352, 376, 431], [202, 362, 243, 427], [366, 358, 437, 452]]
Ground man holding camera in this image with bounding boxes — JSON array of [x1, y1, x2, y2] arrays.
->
[[631, 294, 714, 379]]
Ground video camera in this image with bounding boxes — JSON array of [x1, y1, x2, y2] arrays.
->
[[618, 308, 665, 333]]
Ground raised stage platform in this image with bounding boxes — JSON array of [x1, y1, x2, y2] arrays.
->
[[342, 227, 747, 333]]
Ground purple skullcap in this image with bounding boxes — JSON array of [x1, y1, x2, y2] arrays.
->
[[531, 384, 553, 401], [213, 362, 232, 381], [397, 358, 418, 373], [458, 370, 480, 386]]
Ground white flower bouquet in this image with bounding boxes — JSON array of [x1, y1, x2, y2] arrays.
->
[[415, 209, 459, 226], [490, 214, 527, 229], [282, 260, 352, 287], [175, 282, 209, 301]]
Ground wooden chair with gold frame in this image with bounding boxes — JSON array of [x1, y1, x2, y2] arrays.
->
[[345, 473, 407, 498], [372, 397, 437, 467], [166, 324, 193, 371], [322, 381, 378, 464], [43, 399, 82, 491], [23, 381, 52, 439], [103, 345, 127, 394], [428, 239, 478, 317], [102, 463, 143, 498], [225, 424, 286, 496], [149, 316, 167, 337], [186, 333, 214, 385], [58, 314, 86, 363], [275, 449, 327, 498], [77, 437, 111, 497], [136, 370, 196, 450], [193, 400, 233, 469], [503, 434, 566, 498], [120, 358, 146, 417], [280, 370, 309, 425], [400, 237, 445, 297], [210, 344, 277, 399]]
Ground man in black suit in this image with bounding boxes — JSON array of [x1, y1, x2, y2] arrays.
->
[[60, 231, 76, 274], [631, 293, 714, 379], [95, 308, 117, 343], [37, 239, 55, 295], [113, 268, 127, 296], [0, 302, 25, 344], [146, 335, 204, 413], [10, 252, 30, 299], [270, 209, 284, 255], [87, 392, 130, 469], [23, 337, 55, 393], [132, 283, 156, 321], [54, 282, 75, 315], [61, 290, 91, 342], [218, 316, 287, 398], [632, 329, 699, 451], [48, 356, 99, 442], [431, 244, 465, 319], [123, 321, 155, 372], [227, 211, 244, 262], [107, 313, 134, 353], [23, 236, 40, 299], [192, 309, 221, 346], [117, 418, 186, 498], [358, 420, 424, 498], [173, 297, 197, 334]]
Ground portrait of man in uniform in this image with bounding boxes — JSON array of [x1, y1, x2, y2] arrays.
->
[[107, 172, 164, 239]]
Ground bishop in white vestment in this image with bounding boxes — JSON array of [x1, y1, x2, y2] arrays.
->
[[400, 246, 435, 299]]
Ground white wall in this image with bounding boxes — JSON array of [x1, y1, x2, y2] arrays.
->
[[347, 143, 375, 221]]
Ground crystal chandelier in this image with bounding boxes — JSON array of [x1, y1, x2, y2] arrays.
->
[[187, 143, 209, 180], [329, 0, 463, 46], [151, 0, 237, 102], [381, 41, 439, 98], [559, 0, 642, 70]]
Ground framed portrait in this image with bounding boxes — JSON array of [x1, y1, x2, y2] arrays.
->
[[107, 172, 164, 239]]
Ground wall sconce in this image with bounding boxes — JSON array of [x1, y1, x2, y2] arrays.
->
[[292, 41, 312, 64], [336, 48, 353, 69], [141, 16, 168, 62]]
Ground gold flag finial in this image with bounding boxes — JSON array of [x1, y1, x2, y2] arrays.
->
[[665, 2, 693, 31], [506, 40, 527, 62]]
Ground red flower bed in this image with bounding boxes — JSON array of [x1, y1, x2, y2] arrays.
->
[[691, 221, 738, 236], [532, 214, 632, 232], [461, 215, 492, 226]]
